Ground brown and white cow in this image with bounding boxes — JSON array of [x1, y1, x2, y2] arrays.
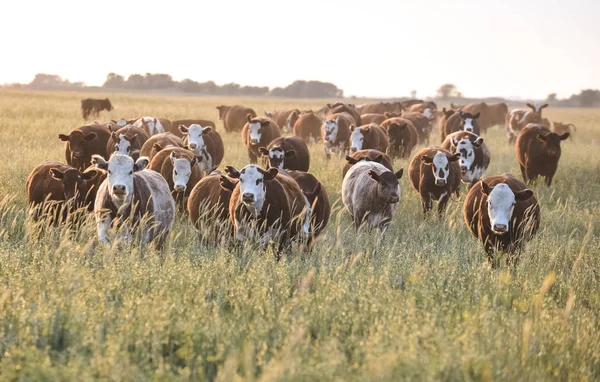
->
[[349, 124, 389, 154], [408, 147, 461, 216], [506, 103, 549, 144], [515, 123, 569, 186], [441, 131, 491, 185], [217, 105, 257, 133], [440, 110, 481, 142], [178, 124, 225, 173], [292, 111, 322, 144], [92, 154, 175, 247], [132, 117, 165, 136], [287, 171, 331, 240], [259, 136, 310, 172], [342, 149, 394, 179], [106, 125, 150, 160], [401, 111, 432, 145], [461, 102, 508, 133], [360, 113, 387, 125], [139, 133, 184, 161], [342, 161, 403, 231], [322, 113, 353, 160], [169, 119, 216, 137], [242, 115, 281, 163], [59, 124, 112, 171], [380, 117, 418, 158], [407, 101, 437, 121], [463, 173, 540, 264], [265, 109, 300, 133]]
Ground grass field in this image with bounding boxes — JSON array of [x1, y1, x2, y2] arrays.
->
[[0, 89, 599, 381]]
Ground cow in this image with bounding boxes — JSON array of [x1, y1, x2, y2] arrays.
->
[[292, 111, 322, 144], [58, 124, 112, 171], [401, 111, 432, 145], [407, 101, 437, 120], [515, 123, 569, 186], [169, 119, 216, 137], [341, 161, 403, 231], [106, 125, 150, 160], [92, 154, 175, 248], [26, 161, 99, 224], [178, 124, 225, 173], [322, 113, 353, 160], [552, 122, 576, 138], [132, 117, 165, 136], [440, 110, 481, 142], [242, 115, 281, 163], [506, 103, 549, 144], [360, 113, 386, 125], [441, 131, 491, 185], [342, 149, 393, 179], [287, 170, 330, 240], [380, 117, 418, 158], [327, 103, 362, 125], [463, 173, 540, 265], [139, 133, 184, 161], [438, 108, 456, 138], [217, 105, 257, 133], [462, 102, 508, 133], [408, 147, 461, 216], [258, 136, 310, 171], [265, 109, 300, 133], [81, 98, 113, 120], [349, 124, 389, 154], [225, 165, 311, 257], [359, 102, 402, 115]]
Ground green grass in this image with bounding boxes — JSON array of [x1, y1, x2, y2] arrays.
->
[[0, 89, 599, 381]]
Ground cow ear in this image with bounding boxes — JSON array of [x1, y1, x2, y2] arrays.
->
[[368, 170, 380, 182], [395, 168, 404, 179], [91, 155, 108, 170], [420, 155, 433, 165], [111, 132, 119, 142], [345, 156, 358, 165], [350, 124, 356, 132], [49, 168, 64, 180], [515, 189, 533, 201], [480, 180, 493, 195], [258, 147, 269, 156], [81, 169, 98, 181], [260, 120, 270, 127], [363, 126, 370, 133], [448, 153, 461, 162], [153, 143, 164, 152], [130, 133, 138, 142], [178, 125, 189, 134], [219, 175, 236, 191], [327, 103, 332, 109], [536, 134, 548, 142], [246, 114, 253, 123], [202, 127, 212, 135], [541, 103, 549, 109], [264, 167, 278, 181], [559, 132, 570, 140], [134, 157, 149, 172], [285, 150, 296, 158], [58, 134, 70, 142], [374, 154, 383, 163], [473, 112, 481, 119], [451, 138, 459, 147], [473, 137, 484, 147], [169, 151, 177, 164], [224, 165, 240, 178], [85, 132, 97, 141]]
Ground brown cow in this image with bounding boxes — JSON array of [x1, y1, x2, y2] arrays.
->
[[259, 136, 310, 171], [292, 111, 322, 143], [359, 102, 402, 115], [408, 147, 461, 215], [349, 124, 389, 154], [441, 110, 481, 142], [178, 124, 225, 173], [438, 108, 456, 138], [139, 133, 184, 161], [506, 103, 549, 144], [81, 98, 113, 120], [169, 119, 216, 137], [441, 131, 491, 185], [407, 101, 437, 120], [380, 117, 418, 158], [462, 102, 508, 133], [242, 115, 281, 163], [402, 111, 432, 144], [515, 123, 569, 186], [342, 149, 393, 179], [106, 125, 150, 160], [327, 103, 361, 125], [132, 117, 166, 136], [265, 109, 300, 132], [287, 171, 330, 240], [58, 124, 112, 171], [463, 173, 540, 264], [552, 122, 576, 138], [322, 113, 353, 160], [217, 105, 257, 133], [360, 113, 386, 125]]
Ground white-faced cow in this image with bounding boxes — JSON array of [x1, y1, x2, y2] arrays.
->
[[322, 113, 353, 160], [258, 136, 310, 171], [441, 131, 491, 186], [242, 115, 281, 163], [349, 124, 389, 154], [178, 124, 225, 173]]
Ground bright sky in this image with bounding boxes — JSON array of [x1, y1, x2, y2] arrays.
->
[[2, 0, 599, 99]]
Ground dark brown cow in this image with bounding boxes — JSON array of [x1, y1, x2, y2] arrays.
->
[[342, 149, 393, 179], [442, 131, 491, 185], [515, 123, 569, 186], [169, 119, 216, 137], [139, 133, 184, 161], [242, 115, 281, 163], [441, 110, 481, 142], [462, 102, 508, 133], [552, 122, 576, 138], [106, 125, 150, 160], [265, 109, 300, 132], [438, 108, 456, 138], [408, 147, 461, 215], [217, 105, 257, 133], [259, 136, 310, 171], [327, 103, 361, 125], [292, 111, 322, 143], [380, 117, 418, 158], [26, 161, 98, 224], [322, 113, 353, 160], [349, 124, 389, 153], [81, 98, 113, 120], [360, 113, 386, 125], [58, 124, 112, 171], [178, 124, 225, 173], [287, 171, 330, 239], [463, 173, 540, 264], [401, 111, 432, 144]]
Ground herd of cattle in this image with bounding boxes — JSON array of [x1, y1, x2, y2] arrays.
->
[[26, 98, 576, 263]]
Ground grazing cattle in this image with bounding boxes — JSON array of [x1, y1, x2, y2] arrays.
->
[[217, 105, 257, 133], [401, 111, 432, 144], [26, 161, 99, 224], [92, 154, 175, 247], [408, 147, 461, 215], [506, 103, 549, 144], [441, 110, 481, 142], [342, 149, 393, 179], [322, 113, 353, 159], [242, 115, 281, 163], [552, 122, 576, 138], [292, 111, 322, 143], [463, 173, 540, 263], [178, 124, 224, 173], [442, 131, 491, 185], [169, 119, 216, 137], [187, 173, 238, 244], [360, 113, 386, 125], [265, 109, 300, 132], [462, 102, 508, 133], [58, 124, 112, 171], [380, 117, 418, 158], [342, 161, 403, 231], [349, 124, 389, 153], [287, 170, 330, 239], [225, 165, 310, 256], [81, 98, 113, 120], [106, 125, 150, 160], [133, 117, 165, 136], [259, 136, 310, 171], [327, 103, 362, 125], [148, 147, 203, 211], [515, 123, 569, 186], [139, 133, 184, 161]]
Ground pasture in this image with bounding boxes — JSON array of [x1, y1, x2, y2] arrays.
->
[[0, 89, 599, 380]]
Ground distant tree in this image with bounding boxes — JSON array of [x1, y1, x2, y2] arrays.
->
[[103, 73, 125, 88], [546, 93, 557, 102], [410, 90, 417, 99], [436, 83, 461, 100], [126, 74, 144, 89], [579, 89, 600, 107]]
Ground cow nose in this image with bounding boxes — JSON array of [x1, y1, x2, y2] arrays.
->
[[73, 151, 84, 158], [174, 184, 186, 192], [350, 147, 357, 153], [460, 166, 468, 174], [250, 139, 259, 145], [466, 127, 473, 132], [189, 143, 197, 149], [242, 193, 254, 203], [435, 179, 446, 186], [389, 194, 399, 203], [493, 224, 508, 233], [112, 184, 126, 195]]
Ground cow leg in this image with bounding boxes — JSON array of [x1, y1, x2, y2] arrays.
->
[[519, 164, 528, 183], [437, 193, 450, 216], [338, 142, 346, 157], [234, 219, 246, 242], [324, 142, 332, 160], [420, 191, 432, 217], [545, 175, 553, 186], [97, 215, 112, 244], [525, 168, 538, 185]]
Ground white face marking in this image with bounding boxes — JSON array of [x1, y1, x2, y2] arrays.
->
[[455, 139, 475, 177], [172, 157, 193, 192], [106, 154, 135, 207], [249, 122, 262, 143], [324, 119, 339, 142], [463, 118, 474, 132], [114, 134, 131, 155], [534, 103, 542, 112], [431, 151, 450, 185], [268, 148, 285, 169], [116, 119, 128, 127], [185, 124, 206, 154], [238, 165, 266, 215], [350, 128, 364, 151], [487, 184, 516, 233], [423, 108, 432, 118]]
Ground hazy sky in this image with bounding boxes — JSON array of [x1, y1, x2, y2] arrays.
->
[[2, 0, 599, 99]]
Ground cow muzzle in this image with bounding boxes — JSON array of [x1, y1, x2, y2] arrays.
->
[[174, 184, 186, 192], [493, 224, 508, 234], [349, 147, 358, 153], [250, 139, 260, 145], [242, 193, 254, 203], [72, 151, 84, 159], [435, 179, 447, 186], [112, 184, 126, 195], [189, 143, 198, 150], [388, 194, 399, 204]]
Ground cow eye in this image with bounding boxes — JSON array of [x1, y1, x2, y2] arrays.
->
[[174, 170, 178, 176], [129, 171, 133, 175], [256, 178, 262, 185], [108, 170, 112, 175]]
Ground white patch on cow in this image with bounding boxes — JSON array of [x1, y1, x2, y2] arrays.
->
[[134, 117, 164, 135], [463, 118, 474, 132], [238, 165, 266, 216], [455, 139, 476, 182], [323, 119, 339, 143], [432, 151, 451, 185], [269, 149, 285, 169], [350, 128, 364, 151], [116, 119, 128, 127], [104, 154, 136, 209], [172, 157, 193, 192], [185, 124, 207, 154], [487, 183, 516, 234], [423, 108, 432, 118], [114, 134, 131, 155], [534, 103, 542, 112], [249, 122, 262, 143], [302, 195, 311, 236]]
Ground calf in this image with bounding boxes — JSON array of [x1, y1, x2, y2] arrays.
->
[[59, 124, 112, 171], [133, 117, 165, 136], [463, 173, 540, 264], [349, 124, 389, 153], [360, 113, 386, 125], [506, 103, 549, 144], [287, 171, 331, 239], [401, 111, 432, 144], [259, 136, 310, 171], [552, 122, 576, 138], [92, 154, 175, 247], [322, 113, 353, 160], [441, 131, 491, 185], [217, 105, 257, 133], [441, 110, 481, 142], [292, 111, 322, 144], [265, 109, 300, 133], [106, 125, 150, 160], [380, 117, 418, 158], [178, 124, 225, 172], [81, 98, 113, 120], [341, 161, 403, 231], [139, 133, 184, 161], [242, 115, 281, 163], [408, 147, 461, 216], [515, 123, 569, 186], [342, 149, 393, 179], [327, 103, 361, 125]]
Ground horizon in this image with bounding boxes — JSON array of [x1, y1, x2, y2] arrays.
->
[[3, 0, 599, 100]]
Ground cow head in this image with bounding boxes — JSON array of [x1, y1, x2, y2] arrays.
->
[[170, 151, 197, 193], [112, 132, 138, 156], [92, 154, 147, 207], [481, 181, 533, 235], [421, 151, 460, 186], [442, 108, 455, 119], [179, 124, 212, 153], [536, 131, 569, 157], [387, 122, 407, 146], [58, 130, 98, 159], [368, 168, 403, 204], [458, 111, 480, 133], [323, 117, 339, 143], [101, 98, 113, 111], [247, 115, 270, 146], [49, 167, 97, 202], [226, 164, 278, 214], [526, 103, 548, 114], [423, 108, 433, 119], [258, 146, 294, 169], [219, 175, 238, 192], [216, 105, 228, 120], [349, 125, 368, 152], [451, 136, 484, 179]]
